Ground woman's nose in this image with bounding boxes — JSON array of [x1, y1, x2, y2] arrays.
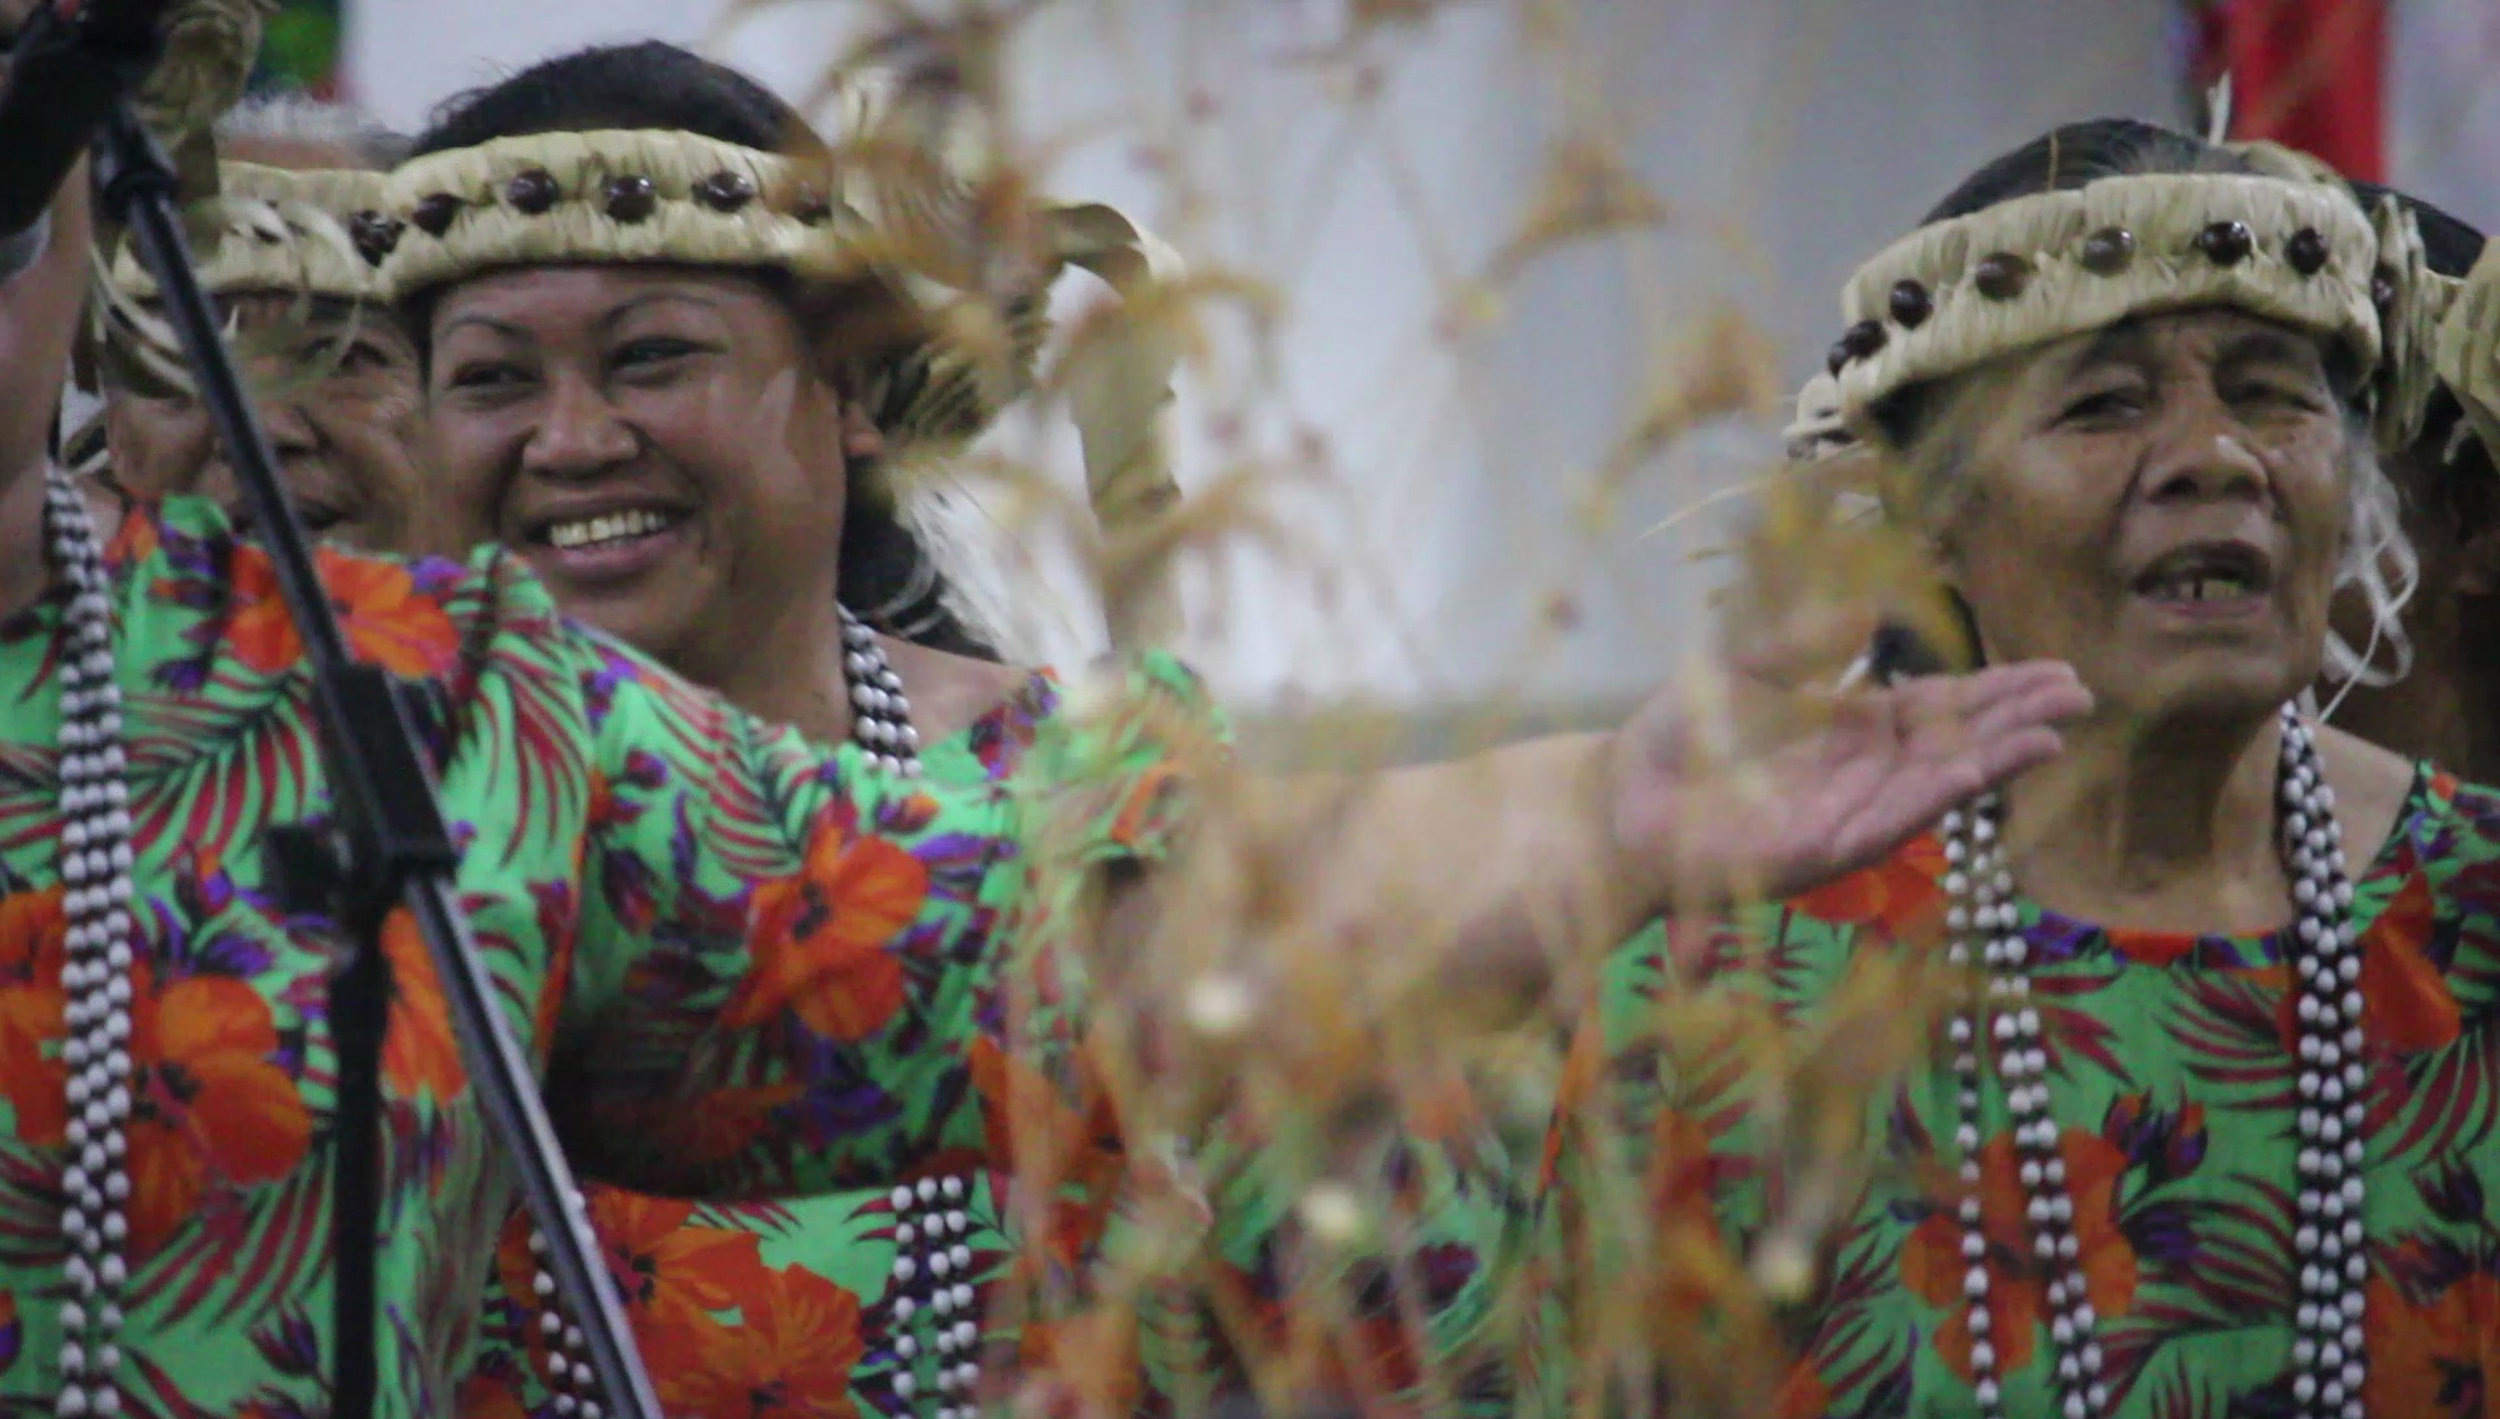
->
[[2141, 400, 2270, 507], [521, 377, 637, 480]]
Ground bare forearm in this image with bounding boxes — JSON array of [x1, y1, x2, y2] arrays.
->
[[1250, 732, 1655, 1026], [0, 162, 94, 615]]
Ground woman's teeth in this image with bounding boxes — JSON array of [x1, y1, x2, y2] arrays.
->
[[545, 509, 676, 550], [2150, 573, 2251, 602]]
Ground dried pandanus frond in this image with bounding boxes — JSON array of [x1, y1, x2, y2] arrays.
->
[[748, 7, 1995, 1419]]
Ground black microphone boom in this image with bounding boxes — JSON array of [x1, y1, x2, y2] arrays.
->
[[0, 0, 176, 240]]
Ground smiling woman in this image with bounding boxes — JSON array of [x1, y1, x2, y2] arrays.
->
[[392, 45, 1050, 728], [375, 42, 1205, 1419], [420, 260, 895, 693]]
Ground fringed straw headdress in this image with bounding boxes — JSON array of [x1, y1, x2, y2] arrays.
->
[[78, 159, 387, 426], [1816, 171, 2445, 456], [106, 160, 386, 303], [376, 79, 1186, 658], [2434, 242, 2500, 469]]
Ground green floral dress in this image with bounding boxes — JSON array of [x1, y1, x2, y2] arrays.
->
[[0, 497, 1518, 1418], [464, 658, 1534, 1419], [1548, 763, 2500, 1418]]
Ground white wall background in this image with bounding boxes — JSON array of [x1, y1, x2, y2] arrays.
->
[[343, 0, 2500, 716]]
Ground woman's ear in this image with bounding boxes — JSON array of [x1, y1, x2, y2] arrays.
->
[[2459, 521, 2500, 597], [840, 400, 888, 464]]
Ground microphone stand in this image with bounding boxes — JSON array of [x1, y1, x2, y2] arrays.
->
[[88, 101, 663, 1419]]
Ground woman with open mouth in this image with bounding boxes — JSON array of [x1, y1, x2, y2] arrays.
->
[[1546, 119, 2500, 1419]]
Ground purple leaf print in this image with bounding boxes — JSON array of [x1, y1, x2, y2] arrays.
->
[[599, 843, 659, 935], [152, 656, 213, 694], [1416, 1240, 1481, 1307], [620, 747, 669, 790], [2120, 1200, 2197, 1268], [668, 797, 701, 888], [193, 931, 278, 978], [250, 1309, 323, 1377], [2023, 912, 2104, 967], [578, 641, 641, 726], [2419, 1157, 2487, 1225], [786, 1041, 903, 1146], [2104, 1095, 2210, 1186]]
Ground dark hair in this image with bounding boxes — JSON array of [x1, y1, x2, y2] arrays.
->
[[409, 41, 998, 660], [1917, 118, 2228, 224]]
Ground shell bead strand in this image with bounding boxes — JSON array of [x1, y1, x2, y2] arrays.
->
[[526, 605, 932, 1406], [1942, 707, 2364, 1419]]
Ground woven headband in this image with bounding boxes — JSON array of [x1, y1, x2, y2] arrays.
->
[[1820, 172, 2440, 454], [108, 161, 386, 303]]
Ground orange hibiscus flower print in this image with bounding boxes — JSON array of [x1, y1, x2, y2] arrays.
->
[[1900, 1127, 2140, 1381], [640, 1264, 866, 1419], [1793, 834, 1946, 938], [970, 1036, 1122, 1272], [0, 890, 69, 1148], [1774, 1357, 1834, 1419], [1108, 761, 1182, 852], [2356, 873, 2462, 1055], [2269, 872, 2461, 1061], [727, 811, 929, 1041], [496, 1188, 775, 1357], [380, 911, 466, 1103], [123, 967, 315, 1261], [2364, 1264, 2500, 1417], [226, 544, 458, 680], [452, 1369, 531, 1419]]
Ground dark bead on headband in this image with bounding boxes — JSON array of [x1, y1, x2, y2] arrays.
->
[[1841, 319, 1887, 363], [505, 168, 560, 215], [792, 185, 834, 225], [1973, 253, 2030, 301], [2195, 219, 2254, 266], [348, 211, 405, 266], [2286, 227, 2330, 276], [2079, 226, 2136, 276], [410, 193, 462, 238], [695, 170, 757, 213], [604, 175, 658, 223], [1888, 279, 1932, 329]]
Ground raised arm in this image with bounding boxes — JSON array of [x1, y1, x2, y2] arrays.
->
[[0, 121, 93, 616], [1079, 657, 2090, 1059]]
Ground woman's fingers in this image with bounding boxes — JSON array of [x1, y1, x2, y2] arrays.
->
[[1904, 660, 2091, 749]]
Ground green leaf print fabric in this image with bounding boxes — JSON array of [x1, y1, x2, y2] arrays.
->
[[1545, 764, 2500, 1418]]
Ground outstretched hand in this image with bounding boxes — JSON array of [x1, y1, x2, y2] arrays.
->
[[1608, 656, 2091, 911]]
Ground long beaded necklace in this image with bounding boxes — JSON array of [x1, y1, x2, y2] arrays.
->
[[42, 464, 141, 1419], [1941, 704, 2367, 1419], [37, 464, 974, 1414], [532, 609, 988, 1419]]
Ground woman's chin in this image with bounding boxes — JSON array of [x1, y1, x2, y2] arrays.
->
[[560, 585, 712, 670], [2116, 663, 2314, 727]]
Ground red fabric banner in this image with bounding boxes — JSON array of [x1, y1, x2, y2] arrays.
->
[[2192, 0, 2388, 181]]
